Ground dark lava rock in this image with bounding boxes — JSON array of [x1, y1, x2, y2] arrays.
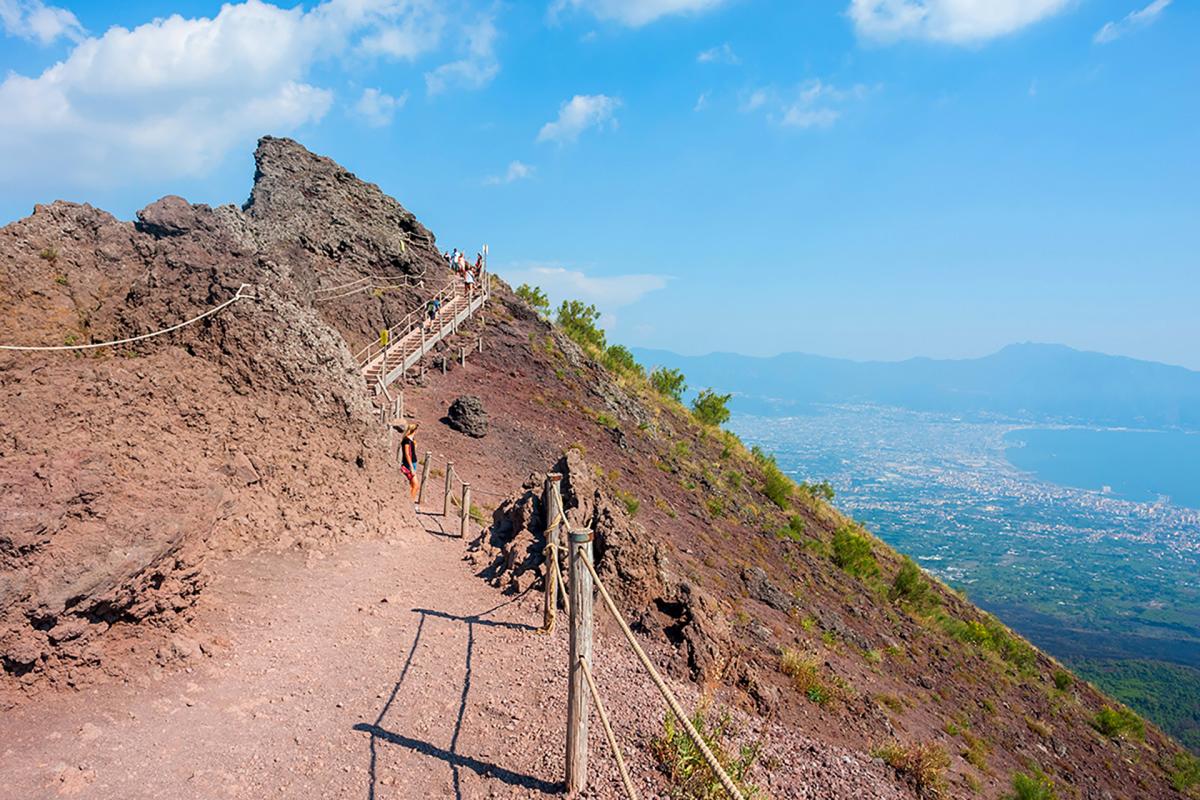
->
[[447, 395, 488, 438], [742, 566, 794, 612]]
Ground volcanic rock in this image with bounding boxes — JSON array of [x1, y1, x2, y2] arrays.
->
[[446, 395, 488, 438]]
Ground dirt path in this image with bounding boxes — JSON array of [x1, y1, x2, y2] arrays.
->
[[0, 513, 577, 800], [1, 509, 910, 800]]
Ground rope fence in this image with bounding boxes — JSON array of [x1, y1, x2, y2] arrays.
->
[[0, 283, 255, 351]]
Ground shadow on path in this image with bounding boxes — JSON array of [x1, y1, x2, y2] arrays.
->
[[358, 596, 558, 799]]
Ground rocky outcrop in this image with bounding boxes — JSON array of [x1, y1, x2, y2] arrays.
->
[[446, 395, 488, 438], [0, 137, 428, 699]]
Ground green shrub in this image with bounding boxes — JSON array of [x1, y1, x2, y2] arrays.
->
[[705, 497, 725, 518], [649, 705, 761, 799], [775, 514, 806, 542], [873, 741, 949, 796], [691, 388, 732, 427], [615, 488, 640, 517], [938, 613, 1037, 675], [832, 525, 878, 579], [1004, 767, 1058, 800], [799, 480, 835, 502], [1052, 670, 1072, 691], [780, 649, 831, 705], [650, 366, 687, 402], [556, 299, 606, 351], [1091, 706, 1144, 740], [604, 344, 644, 377], [751, 448, 793, 509], [1170, 752, 1200, 793], [515, 283, 549, 314], [890, 557, 931, 607]]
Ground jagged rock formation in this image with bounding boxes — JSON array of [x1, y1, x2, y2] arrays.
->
[[0, 137, 434, 698]]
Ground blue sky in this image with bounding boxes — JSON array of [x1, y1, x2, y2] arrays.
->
[[1, 0, 1197, 367]]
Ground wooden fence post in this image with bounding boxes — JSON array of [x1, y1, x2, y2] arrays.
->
[[566, 528, 594, 795], [444, 461, 454, 518], [417, 451, 431, 505], [459, 346, 465, 366], [395, 391, 404, 424], [477, 336, 483, 354], [460, 483, 471, 538], [543, 473, 563, 633]]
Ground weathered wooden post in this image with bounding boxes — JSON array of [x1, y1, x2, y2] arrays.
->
[[417, 451, 432, 505], [542, 473, 563, 633], [444, 461, 454, 518], [477, 336, 483, 354], [460, 483, 471, 538], [395, 391, 404, 423], [459, 346, 465, 366], [566, 528, 594, 794]]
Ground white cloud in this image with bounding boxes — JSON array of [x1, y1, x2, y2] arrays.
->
[[503, 265, 668, 308], [0, 0, 84, 45], [537, 94, 621, 144], [484, 160, 535, 185], [697, 42, 739, 64], [424, 14, 499, 94], [1094, 0, 1172, 44], [550, 0, 728, 27], [743, 80, 870, 129], [848, 0, 1072, 44], [354, 87, 407, 126], [0, 0, 492, 187], [693, 91, 710, 111]]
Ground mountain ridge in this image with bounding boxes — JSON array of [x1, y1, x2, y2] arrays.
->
[[632, 342, 1200, 429]]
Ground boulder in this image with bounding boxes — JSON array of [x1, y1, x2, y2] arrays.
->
[[447, 395, 488, 438]]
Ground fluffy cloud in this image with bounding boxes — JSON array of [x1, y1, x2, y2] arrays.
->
[[354, 87, 408, 126], [742, 81, 869, 129], [0, 0, 487, 186], [424, 14, 499, 94], [551, 0, 728, 27], [503, 265, 668, 307], [537, 94, 621, 144], [1094, 0, 1172, 44], [484, 160, 534, 185], [697, 42, 739, 64], [0, 0, 84, 45], [848, 0, 1072, 44]]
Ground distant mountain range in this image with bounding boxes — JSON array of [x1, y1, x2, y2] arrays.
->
[[631, 343, 1200, 429]]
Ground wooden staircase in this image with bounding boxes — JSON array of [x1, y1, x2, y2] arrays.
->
[[358, 269, 489, 395]]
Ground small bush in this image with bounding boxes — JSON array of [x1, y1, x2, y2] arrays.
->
[[691, 388, 732, 427], [889, 557, 931, 607], [556, 299, 606, 351], [832, 525, 878, 579], [615, 488, 640, 517], [780, 649, 830, 705], [514, 283, 549, 314], [775, 515, 806, 542], [649, 705, 760, 800], [799, 480, 835, 502], [1091, 706, 1144, 740], [1170, 752, 1200, 793], [726, 470, 743, 490], [40, 246, 59, 263], [705, 497, 725, 518], [650, 366, 687, 402], [874, 741, 949, 796], [1051, 670, 1072, 691], [751, 447, 793, 509], [1004, 767, 1058, 800], [604, 344, 644, 377], [961, 730, 989, 771]]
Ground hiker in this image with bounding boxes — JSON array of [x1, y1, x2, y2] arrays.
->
[[474, 252, 484, 274], [394, 421, 420, 506], [449, 248, 459, 271], [463, 265, 476, 297], [425, 298, 438, 329]]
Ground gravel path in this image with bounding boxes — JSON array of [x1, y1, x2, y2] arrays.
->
[[0, 515, 907, 800]]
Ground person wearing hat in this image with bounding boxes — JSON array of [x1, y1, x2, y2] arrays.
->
[[394, 420, 420, 506]]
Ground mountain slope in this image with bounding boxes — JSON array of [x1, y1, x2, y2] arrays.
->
[[0, 138, 1195, 798], [632, 343, 1200, 428]]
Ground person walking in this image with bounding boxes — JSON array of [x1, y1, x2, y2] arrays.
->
[[395, 421, 421, 508]]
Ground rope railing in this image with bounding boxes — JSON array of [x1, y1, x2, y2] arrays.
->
[[0, 283, 255, 352], [576, 550, 747, 800]]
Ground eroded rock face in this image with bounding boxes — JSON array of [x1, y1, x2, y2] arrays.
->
[[0, 137, 431, 697], [446, 395, 488, 438], [467, 448, 731, 685]]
